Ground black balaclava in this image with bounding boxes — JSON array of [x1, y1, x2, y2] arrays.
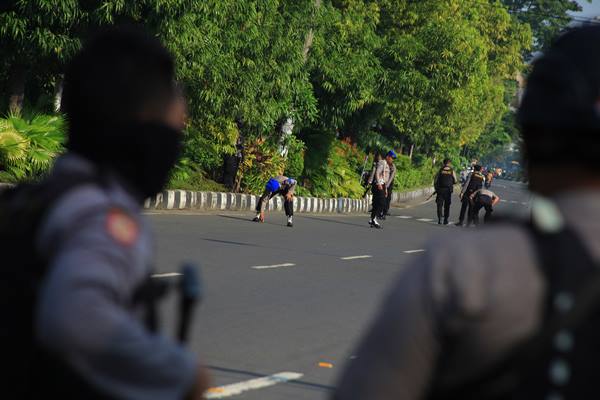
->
[[69, 122, 182, 201]]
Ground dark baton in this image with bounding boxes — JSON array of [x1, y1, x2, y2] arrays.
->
[[177, 263, 202, 343]]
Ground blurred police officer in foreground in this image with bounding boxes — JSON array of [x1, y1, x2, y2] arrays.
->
[[456, 164, 486, 227], [433, 158, 457, 225], [1, 27, 209, 399], [333, 26, 600, 400]]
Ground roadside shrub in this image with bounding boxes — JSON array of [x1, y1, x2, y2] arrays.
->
[[283, 135, 305, 179], [0, 112, 65, 182], [393, 155, 436, 190], [238, 137, 286, 194], [303, 133, 365, 198]]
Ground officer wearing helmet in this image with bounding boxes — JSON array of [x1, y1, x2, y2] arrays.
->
[[333, 26, 600, 400], [369, 150, 396, 229], [253, 176, 297, 226]]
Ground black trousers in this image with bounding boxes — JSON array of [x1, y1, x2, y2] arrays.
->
[[382, 183, 394, 215], [371, 185, 386, 220], [256, 189, 294, 216], [458, 193, 474, 225], [436, 188, 452, 221], [471, 199, 493, 225]]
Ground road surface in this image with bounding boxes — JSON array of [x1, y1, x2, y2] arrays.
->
[[147, 180, 532, 400]]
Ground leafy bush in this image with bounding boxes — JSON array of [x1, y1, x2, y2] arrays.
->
[[183, 119, 238, 179], [0, 113, 65, 182], [167, 163, 226, 192], [283, 135, 305, 180], [303, 134, 365, 198], [238, 137, 286, 194], [393, 155, 436, 191]]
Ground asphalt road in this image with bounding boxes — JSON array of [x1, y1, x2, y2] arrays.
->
[[147, 180, 532, 400]]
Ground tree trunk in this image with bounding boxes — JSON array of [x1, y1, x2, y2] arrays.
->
[[7, 64, 26, 114], [54, 76, 63, 113], [302, 0, 322, 62], [408, 144, 414, 160], [398, 142, 404, 155]]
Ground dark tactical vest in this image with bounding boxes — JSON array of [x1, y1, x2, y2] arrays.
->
[[466, 172, 485, 193], [437, 166, 455, 189]]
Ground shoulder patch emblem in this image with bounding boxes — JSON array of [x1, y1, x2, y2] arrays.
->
[[106, 208, 139, 246]]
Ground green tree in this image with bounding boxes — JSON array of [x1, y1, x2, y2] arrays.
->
[[502, 0, 587, 53]]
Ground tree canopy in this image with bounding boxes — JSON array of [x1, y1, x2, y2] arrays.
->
[[1, 0, 541, 195]]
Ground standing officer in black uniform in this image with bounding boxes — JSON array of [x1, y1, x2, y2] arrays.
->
[[456, 164, 485, 226], [433, 158, 457, 225]]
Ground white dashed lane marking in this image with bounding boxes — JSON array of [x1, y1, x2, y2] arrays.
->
[[417, 218, 433, 222], [341, 255, 372, 260], [251, 263, 296, 270], [151, 272, 182, 278], [396, 216, 413, 219], [404, 249, 426, 254], [206, 372, 303, 399]]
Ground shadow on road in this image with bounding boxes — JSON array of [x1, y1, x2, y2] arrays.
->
[[207, 365, 334, 393], [218, 214, 289, 228], [301, 215, 367, 228], [202, 238, 259, 247]]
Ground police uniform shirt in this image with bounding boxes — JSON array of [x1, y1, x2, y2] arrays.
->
[[35, 154, 197, 400], [273, 175, 296, 195], [473, 188, 497, 204], [333, 190, 600, 400], [375, 160, 390, 186], [386, 163, 397, 190]]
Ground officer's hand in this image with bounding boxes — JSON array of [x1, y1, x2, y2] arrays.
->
[[286, 193, 293, 201], [188, 365, 211, 400]]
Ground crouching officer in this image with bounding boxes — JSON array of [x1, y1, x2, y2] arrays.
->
[[456, 164, 485, 226], [469, 188, 500, 225], [433, 158, 457, 225], [0, 27, 210, 399], [253, 176, 297, 227]]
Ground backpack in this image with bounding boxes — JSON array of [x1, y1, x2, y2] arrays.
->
[[427, 222, 600, 399]]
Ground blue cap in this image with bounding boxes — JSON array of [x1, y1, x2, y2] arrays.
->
[[266, 178, 280, 192], [387, 150, 397, 159]]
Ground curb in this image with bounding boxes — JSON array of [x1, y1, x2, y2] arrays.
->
[[0, 182, 435, 215], [143, 187, 436, 214]]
